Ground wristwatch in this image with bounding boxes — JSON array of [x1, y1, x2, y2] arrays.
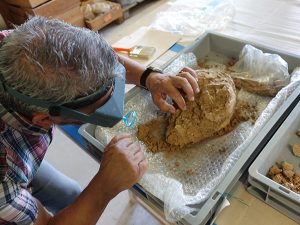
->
[[140, 66, 163, 89]]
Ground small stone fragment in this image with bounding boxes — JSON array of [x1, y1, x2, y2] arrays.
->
[[282, 161, 294, 171], [283, 170, 294, 178], [267, 161, 300, 194], [268, 165, 282, 176], [292, 144, 300, 157]]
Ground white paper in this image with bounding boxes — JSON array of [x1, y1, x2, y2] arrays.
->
[[112, 27, 182, 66]]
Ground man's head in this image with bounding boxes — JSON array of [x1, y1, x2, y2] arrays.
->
[[0, 16, 119, 128]]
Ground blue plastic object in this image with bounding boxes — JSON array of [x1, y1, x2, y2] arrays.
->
[[122, 110, 137, 128]]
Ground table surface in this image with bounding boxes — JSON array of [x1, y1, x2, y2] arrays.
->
[[215, 182, 298, 225], [67, 0, 300, 224]]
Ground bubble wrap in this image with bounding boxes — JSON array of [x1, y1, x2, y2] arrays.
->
[[95, 53, 300, 222]]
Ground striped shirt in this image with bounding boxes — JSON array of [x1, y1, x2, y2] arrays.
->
[[0, 106, 52, 225]]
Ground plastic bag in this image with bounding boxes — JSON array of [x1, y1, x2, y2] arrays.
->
[[232, 44, 290, 86], [150, 0, 235, 37]]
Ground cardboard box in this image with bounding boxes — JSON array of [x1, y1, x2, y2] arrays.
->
[[85, 1, 123, 31], [6, 0, 85, 27], [7, 0, 80, 17], [5, 0, 49, 8], [57, 5, 85, 28]]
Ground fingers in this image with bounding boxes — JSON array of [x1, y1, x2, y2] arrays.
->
[[138, 160, 148, 178], [109, 133, 131, 145], [153, 81, 188, 112], [148, 67, 199, 113], [129, 142, 141, 155], [172, 76, 195, 101], [134, 151, 144, 162], [106, 134, 131, 151], [127, 142, 146, 173], [179, 72, 200, 95], [181, 67, 198, 80], [152, 93, 177, 113], [126, 141, 148, 178], [164, 85, 187, 110], [112, 137, 142, 157]]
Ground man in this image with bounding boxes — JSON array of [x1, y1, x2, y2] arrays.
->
[[0, 17, 199, 225]]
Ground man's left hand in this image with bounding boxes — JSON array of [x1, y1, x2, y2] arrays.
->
[[146, 67, 200, 113]]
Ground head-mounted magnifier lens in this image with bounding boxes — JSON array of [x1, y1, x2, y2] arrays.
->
[[0, 63, 137, 128]]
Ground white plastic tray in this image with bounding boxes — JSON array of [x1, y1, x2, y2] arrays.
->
[[79, 32, 300, 225], [248, 100, 300, 223]]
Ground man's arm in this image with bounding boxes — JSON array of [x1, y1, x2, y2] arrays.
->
[[34, 134, 147, 225], [117, 54, 146, 86], [118, 54, 200, 113]]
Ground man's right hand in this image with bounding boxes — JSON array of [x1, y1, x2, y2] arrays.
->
[[34, 133, 148, 225], [97, 134, 148, 198]]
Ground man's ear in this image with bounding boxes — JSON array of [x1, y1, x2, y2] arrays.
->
[[31, 113, 54, 129]]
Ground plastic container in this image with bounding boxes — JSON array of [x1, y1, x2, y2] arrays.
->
[[247, 100, 300, 223]]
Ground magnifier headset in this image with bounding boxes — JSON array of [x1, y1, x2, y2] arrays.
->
[[0, 63, 136, 128]]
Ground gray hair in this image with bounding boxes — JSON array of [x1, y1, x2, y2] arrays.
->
[[0, 16, 118, 117]]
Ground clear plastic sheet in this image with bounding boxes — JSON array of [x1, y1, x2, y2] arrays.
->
[[150, 0, 235, 37], [95, 49, 300, 222]]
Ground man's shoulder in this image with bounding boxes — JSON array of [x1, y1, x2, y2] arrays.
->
[[0, 114, 51, 184]]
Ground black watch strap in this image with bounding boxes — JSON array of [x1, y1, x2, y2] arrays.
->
[[140, 67, 163, 89]]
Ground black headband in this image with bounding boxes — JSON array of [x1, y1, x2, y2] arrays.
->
[[62, 78, 114, 109]]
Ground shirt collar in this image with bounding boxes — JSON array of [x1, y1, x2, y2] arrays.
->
[[0, 104, 49, 135]]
